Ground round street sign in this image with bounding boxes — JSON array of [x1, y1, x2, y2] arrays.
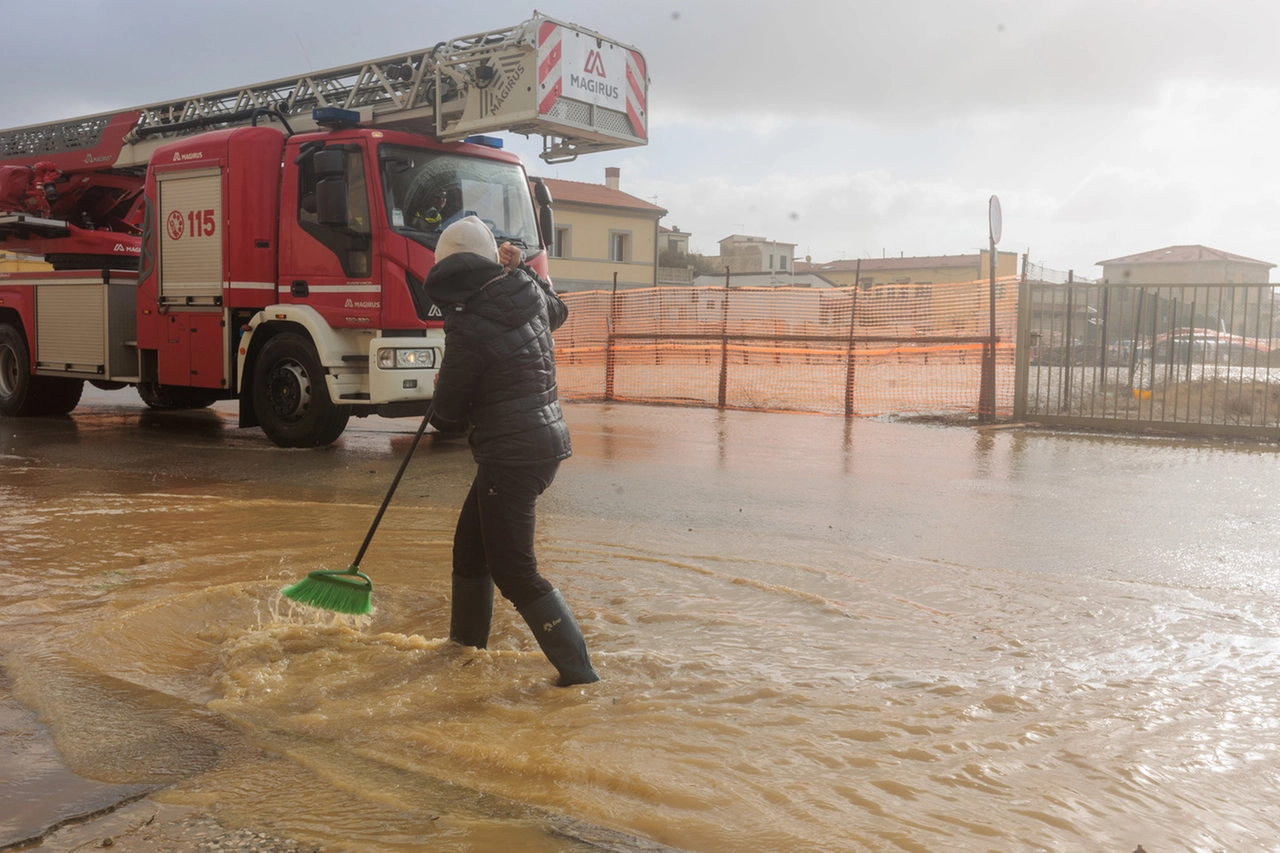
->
[[989, 195, 1002, 245]]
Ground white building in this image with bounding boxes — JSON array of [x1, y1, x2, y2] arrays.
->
[[716, 234, 797, 274], [659, 225, 691, 255]]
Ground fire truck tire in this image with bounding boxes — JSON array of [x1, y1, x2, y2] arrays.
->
[[137, 382, 220, 410], [0, 324, 83, 417], [0, 323, 37, 416], [252, 332, 350, 448], [31, 377, 84, 415]]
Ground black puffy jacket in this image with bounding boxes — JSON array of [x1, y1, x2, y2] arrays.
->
[[422, 251, 572, 466]]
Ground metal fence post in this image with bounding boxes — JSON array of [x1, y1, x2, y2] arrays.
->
[[605, 271, 618, 401], [978, 235, 998, 422], [717, 267, 730, 409], [1062, 283, 1075, 412], [843, 259, 862, 417], [1126, 286, 1144, 397], [1013, 254, 1030, 421]]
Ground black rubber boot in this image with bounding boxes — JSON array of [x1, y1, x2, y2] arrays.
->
[[449, 574, 494, 648], [517, 588, 601, 686]]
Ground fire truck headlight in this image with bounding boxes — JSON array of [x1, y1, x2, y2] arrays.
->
[[377, 347, 438, 369]]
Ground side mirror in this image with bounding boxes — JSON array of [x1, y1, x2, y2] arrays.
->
[[539, 205, 555, 252], [313, 150, 348, 227], [531, 178, 554, 250], [533, 177, 553, 207]]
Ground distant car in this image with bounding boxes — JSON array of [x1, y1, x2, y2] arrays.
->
[[1107, 338, 1138, 361], [1152, 327, 1271, 365]]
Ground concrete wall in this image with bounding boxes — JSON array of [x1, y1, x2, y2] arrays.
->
[[719, 244, 765, 274], [692, 272, 833, 288], [715, 237, 796, 273], [816, 250, 1018, 287]]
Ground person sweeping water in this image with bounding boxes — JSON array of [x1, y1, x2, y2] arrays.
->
[[422, 215, 599, 687]]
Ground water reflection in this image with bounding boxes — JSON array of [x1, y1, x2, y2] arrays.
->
[[138, 409, 227, 437], [1, 415, 80, 451], [715, 409, 727, 468], [972, 429, 995, 473]]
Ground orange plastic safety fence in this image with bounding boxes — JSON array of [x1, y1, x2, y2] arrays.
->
[[555, 279, 1019, 418]]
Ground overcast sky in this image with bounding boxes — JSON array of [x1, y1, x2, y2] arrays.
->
[[5, 0, 1276, 277]]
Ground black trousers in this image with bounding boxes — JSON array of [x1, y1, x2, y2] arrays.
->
[[452, 460, 559, 609]]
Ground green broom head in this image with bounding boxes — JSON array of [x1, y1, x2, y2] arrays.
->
[[281, 567, 373, 615]]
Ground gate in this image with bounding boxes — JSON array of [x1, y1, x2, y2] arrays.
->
[[1015, 279, 1280, 438]]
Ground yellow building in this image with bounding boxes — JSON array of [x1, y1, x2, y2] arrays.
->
[[537, 168, 666, 292], [1096, 244, 1274, 284], [0, 252, 51, 272], [796, 251, 1018, 287], [1095, 244, 1276, 340]]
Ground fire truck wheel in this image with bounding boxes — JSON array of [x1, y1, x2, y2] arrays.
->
[[252, 332, 351, 448], [0, 324, 82, 417], [0, 323, 38, 417], [31, 377, 84, 415]]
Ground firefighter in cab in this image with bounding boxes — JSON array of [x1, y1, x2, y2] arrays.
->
[[410, 186, 463, 232]]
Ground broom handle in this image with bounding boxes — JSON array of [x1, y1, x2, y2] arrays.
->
[[350, 407, 433, 569]]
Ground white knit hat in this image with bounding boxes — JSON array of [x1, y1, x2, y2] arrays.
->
[[434, 214, 498, 264]]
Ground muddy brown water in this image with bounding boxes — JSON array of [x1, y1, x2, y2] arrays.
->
[[3, 389, 1280, 851]]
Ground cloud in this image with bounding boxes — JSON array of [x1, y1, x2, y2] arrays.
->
[[1053, 167, 1200, 226], [638, 0, 1280, 124], [635, 166, 992, 262], [8, 1, 1277, 127]]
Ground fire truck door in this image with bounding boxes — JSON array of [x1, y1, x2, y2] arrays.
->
[[155, 166, 226, 388]]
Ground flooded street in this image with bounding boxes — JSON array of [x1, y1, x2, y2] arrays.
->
[[3, 390, 1280, 852]]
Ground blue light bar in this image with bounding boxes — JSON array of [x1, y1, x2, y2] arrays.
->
[[313, 107, 361, 128], [464, 135, 504, 149]]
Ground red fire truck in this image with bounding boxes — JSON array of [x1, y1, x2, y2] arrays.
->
[[0, 15, 647, 446]]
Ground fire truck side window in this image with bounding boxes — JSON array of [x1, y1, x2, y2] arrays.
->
[[298, 147, 372, 277]]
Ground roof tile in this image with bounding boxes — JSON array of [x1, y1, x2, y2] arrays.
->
[[532, 177, 667, 214], [1095, 244, 1275, 268]]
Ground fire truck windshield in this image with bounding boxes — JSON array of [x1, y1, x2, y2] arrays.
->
[[380, 145, 540, 252]]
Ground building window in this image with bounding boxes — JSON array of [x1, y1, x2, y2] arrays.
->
[[552, 227, 569, 259], [780, 256, 787, 271], [610, 231, 631, 263]]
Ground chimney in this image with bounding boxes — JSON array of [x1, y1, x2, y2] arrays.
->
[[605, 167, 620, 191]]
